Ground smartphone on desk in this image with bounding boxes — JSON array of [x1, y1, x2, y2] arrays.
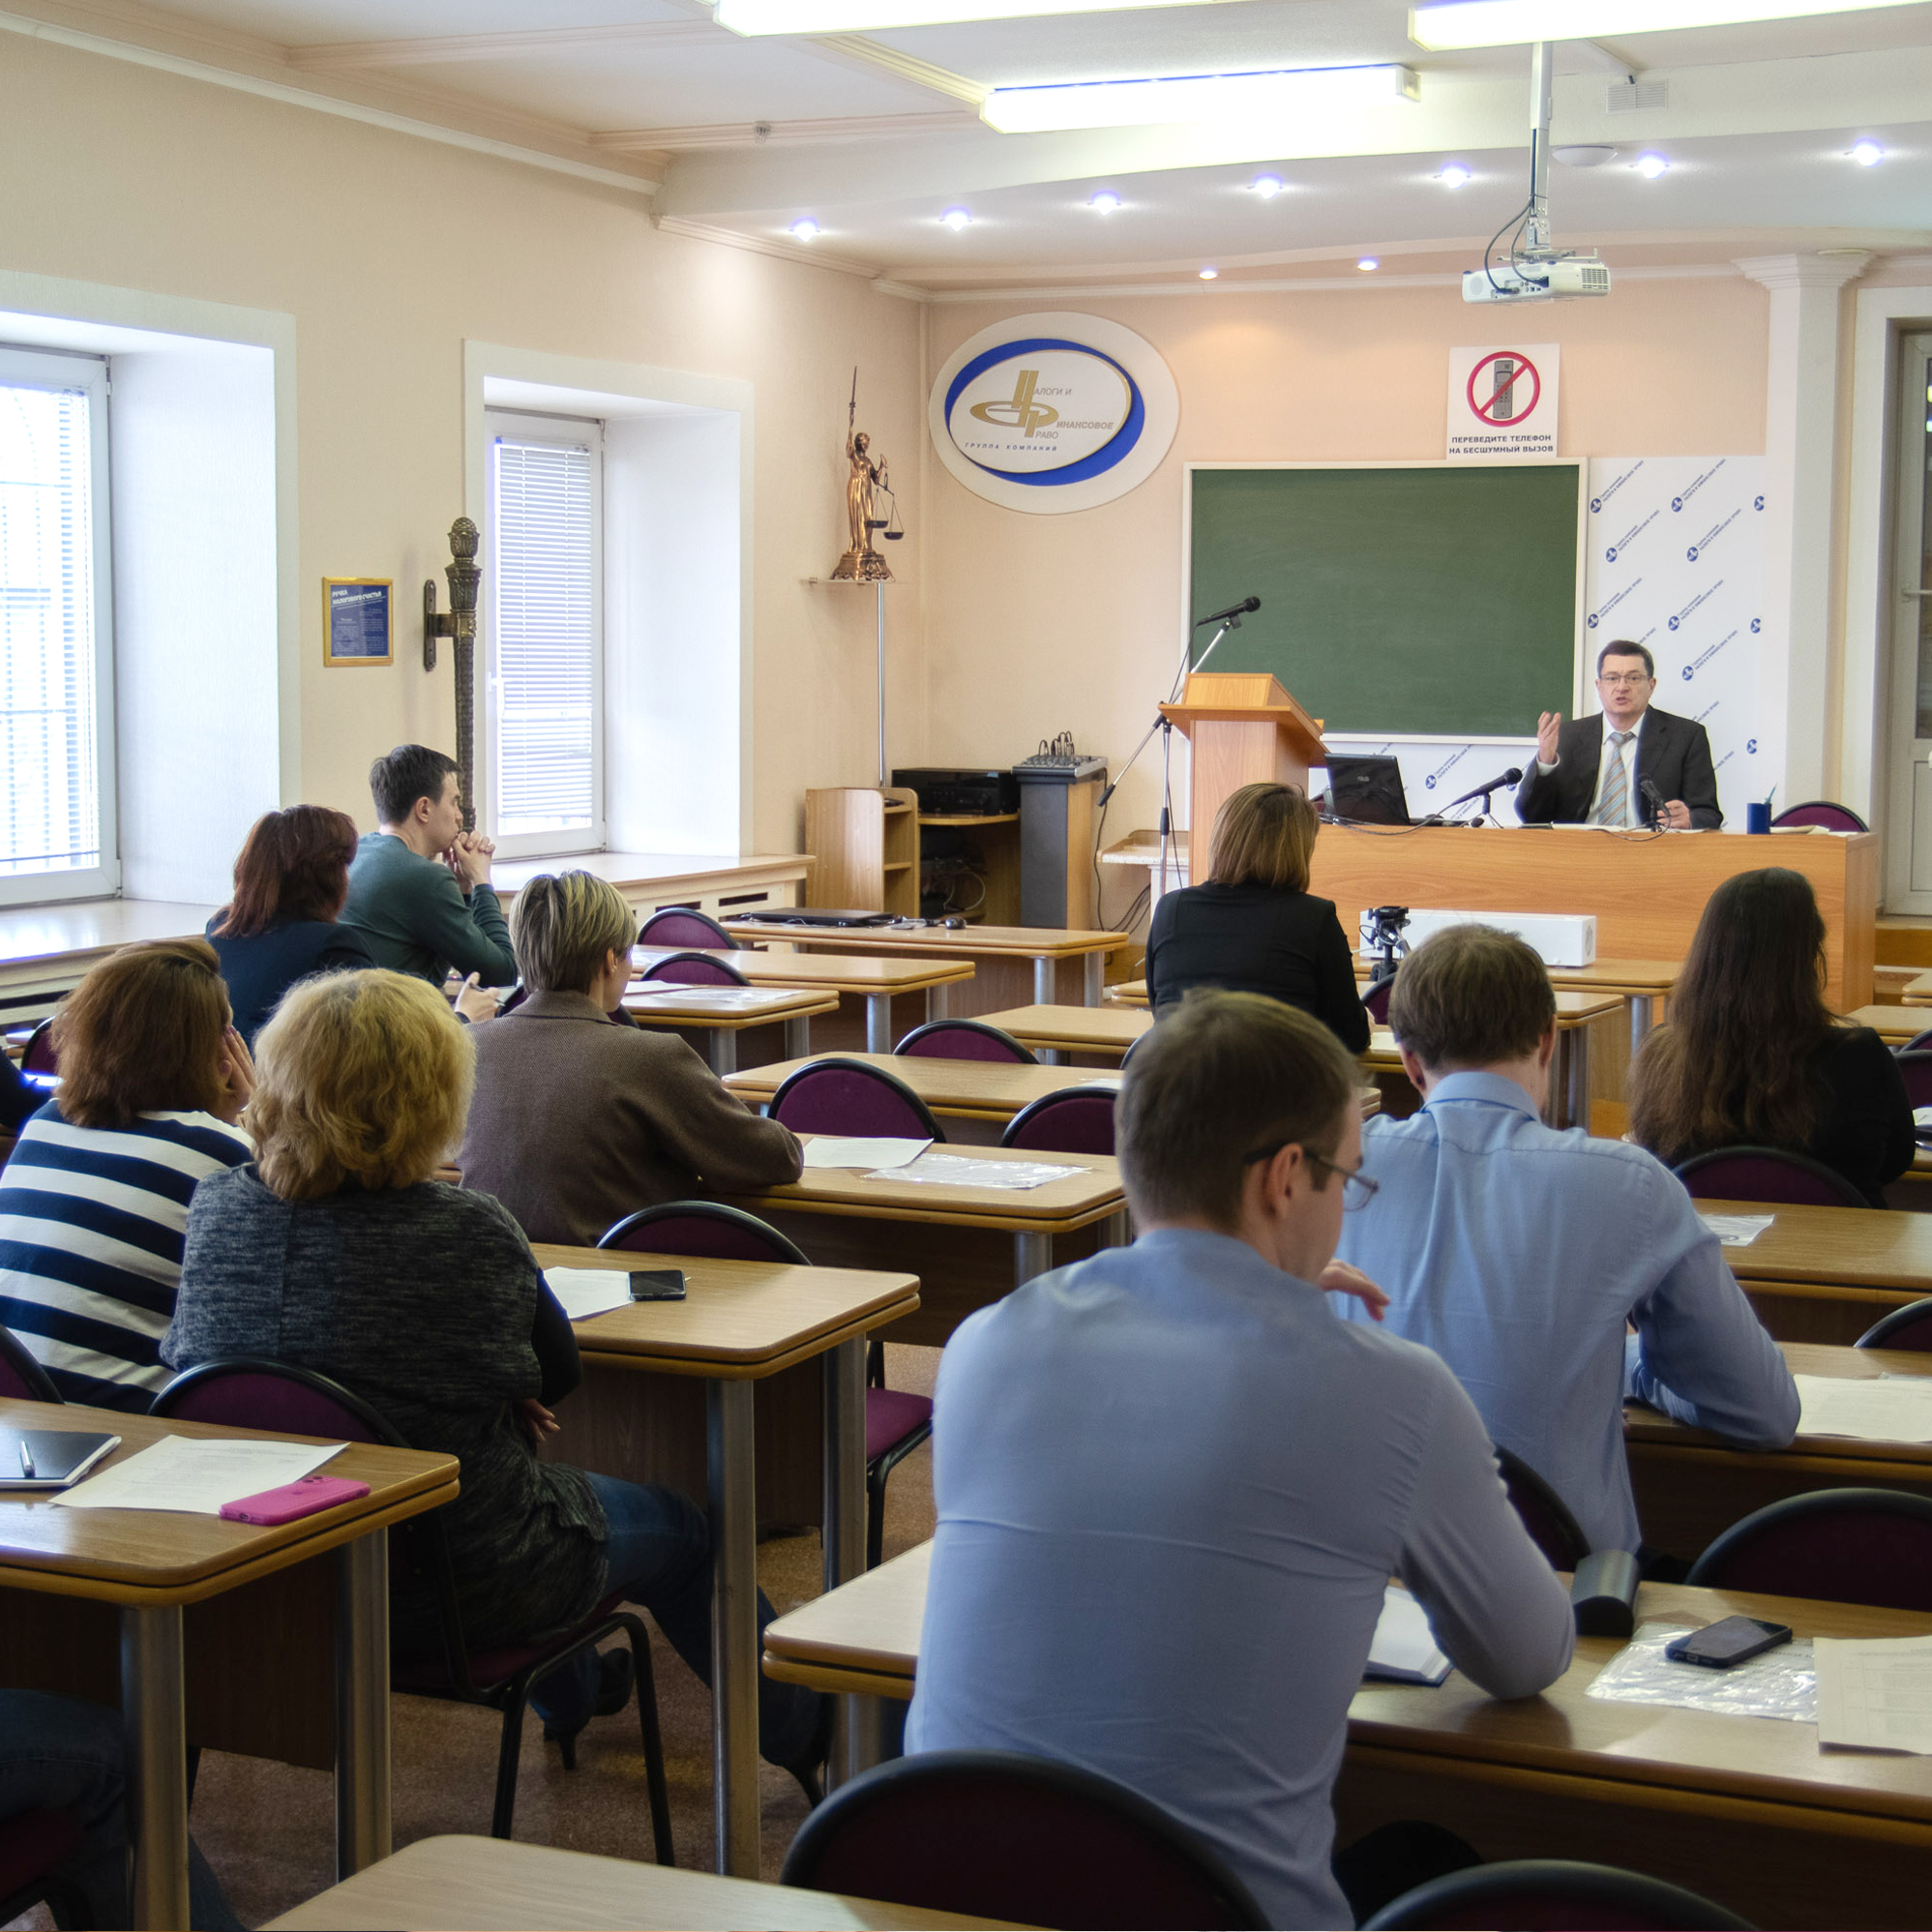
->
[[629, 1268, 687, 1302], [1665, 1616, 1793, 1670]]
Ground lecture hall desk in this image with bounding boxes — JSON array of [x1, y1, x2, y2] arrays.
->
[[618, 982, 839, 1074], [1845, 1003, 1932, 1047], [0, 1400, 458, 1930], [761, 1544, 1932, 1932]]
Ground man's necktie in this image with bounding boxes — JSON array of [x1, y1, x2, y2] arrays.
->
[[1594, 730, 1633, 827]]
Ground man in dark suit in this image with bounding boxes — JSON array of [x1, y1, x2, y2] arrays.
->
[[1514, 639, 1722, 830]]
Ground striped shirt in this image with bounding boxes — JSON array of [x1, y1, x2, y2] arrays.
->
[[0, 1106, 253, 1412]]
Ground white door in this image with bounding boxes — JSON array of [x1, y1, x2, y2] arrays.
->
[[1884, 333, 1932, 913]]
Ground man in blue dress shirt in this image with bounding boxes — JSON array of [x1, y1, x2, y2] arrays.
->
[[1336, 925, 1798, 1555], [907, 991, 1575, 1930]]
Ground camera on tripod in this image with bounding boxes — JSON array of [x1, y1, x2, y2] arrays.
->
[[1364, 905, 1411, 984]]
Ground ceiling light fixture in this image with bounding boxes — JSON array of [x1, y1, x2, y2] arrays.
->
[[1410, 0, 1924, 51], [719, 0, 1238, 30], [941, 208, 973, 230], [1850, 140, 1886, 166], [982, 64, 1418, 134], [1089, 190, 1122, 212], [1252, 173, 1285, 197], [788, 219, 820, 241], [1437, 163, 1472, 187], [1358, 256, 1381, 271], [1200, 267, 1220, 280], [1634, 152, 1669, 178]]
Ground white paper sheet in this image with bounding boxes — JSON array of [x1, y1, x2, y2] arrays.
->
[[1816, 1635, 1932, 1753], [1363, 1584, 1451, 1685], [624, 986, 795, 1013], [1697, 1211, 1775, 1248], [801, 1137, 933, 1171], [1914, 1106, 1932, 1131], [863, 1152, 1082, 1191], [545, 1267, 636, 1322], [55, 1435, 343, 1515], [1795, 1374, 1932, 1444]]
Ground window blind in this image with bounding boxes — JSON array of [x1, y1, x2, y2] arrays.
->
[[490, 434, 598, 840], [0, 380, 100, 878]]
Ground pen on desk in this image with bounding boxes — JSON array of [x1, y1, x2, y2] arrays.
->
[[18, 1440, 34, 1479]]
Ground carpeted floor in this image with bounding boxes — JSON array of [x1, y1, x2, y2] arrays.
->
[[6, 1343, 942, 1931]]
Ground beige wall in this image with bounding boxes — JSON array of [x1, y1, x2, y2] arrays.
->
[[0, 32, 925, 857]]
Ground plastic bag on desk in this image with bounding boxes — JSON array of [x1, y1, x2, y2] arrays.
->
[[1586, 1621, 1817, 1723]]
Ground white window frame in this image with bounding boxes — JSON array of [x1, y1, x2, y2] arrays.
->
[[483, 407, 606, 861], [0, 344, 117, 905]]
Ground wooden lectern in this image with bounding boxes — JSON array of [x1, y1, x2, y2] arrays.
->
[[1158, 672, 1330, 857]]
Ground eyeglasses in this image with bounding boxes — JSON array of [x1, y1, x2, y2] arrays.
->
[[1597, 671, 1652, 687], [1242, 1139, 1381, 1210]]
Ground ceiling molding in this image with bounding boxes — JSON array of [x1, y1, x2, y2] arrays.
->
[[653, 214, 885, 279], [801, 32, 987, 106], [922, 262, 1745, 302], [594, 108, 978, 153], [287, 20, 726, 73]]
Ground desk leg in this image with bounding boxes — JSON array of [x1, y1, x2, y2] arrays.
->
[[784, 1017, 812, 1059], [707, 1031, 739, 1077], [707, 1378, 760, 1878], [821, 1335, 870, 1787], [1084, 954, 1104, 1006], [121, 1604, 188, 1932], [1014, 1231, 1053, 1285], [1039, 1047, 1066, 1066], [335, 1531, 392, 1880], [1565, 1027, 1590, 1133], [926, 984, 951, 1023], [1102, 1209, 1130, 1249], [1033, 956, 1054, 1005], [866, 994, 891, 1055], [1629, 994, 1654, 1057]]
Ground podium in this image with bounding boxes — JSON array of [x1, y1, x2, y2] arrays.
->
[[1158, 673, 1329, 859]]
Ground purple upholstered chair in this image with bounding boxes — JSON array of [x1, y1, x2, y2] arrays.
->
[[0, 1808, 88, 1931], [1494, 1445, 1590, 1571], [1672, 1145, 1868, 1208], [0, 1324, 60, 1404], [19, 1023, 56, 1077], [1361, 975, 1395, 1024], [637, 907, 736, 950], [1000, 1085, 1118, 1157], [1770, 800, 1867, 833], [1858, 1296, 1932, 1352], [769, 1057, 945, 1143], [1902, 1028, 1932, 1056], [1892, 1050, 1932, 1109], [895, 1020, 1037, 1064], [639, 950, 750, 988], [1363, 1860, 1755, 1931], [1684, 1488, 1932, 1612], [150, 1358, 671, 1857], [781, 1749, 1269, 1930]]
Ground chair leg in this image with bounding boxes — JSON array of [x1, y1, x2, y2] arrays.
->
[[619, 1616, 675, 1867], [867, 1335, 884, 1388], [491, 1683, 532, 1839], [866, 1464, 886, 1571]]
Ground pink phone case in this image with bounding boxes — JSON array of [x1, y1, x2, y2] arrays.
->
[[220, 1473, 370, 1525]]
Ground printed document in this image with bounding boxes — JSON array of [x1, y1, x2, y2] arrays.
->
[[1795, 1374, 1932, 1444], [1816, 1635, 1932, 1754], [801, 1137, 933, 1170], [56, 1435, 343, 1515], [1697, 1212, 1775, 1248], [545, 1268, 636, 1323]]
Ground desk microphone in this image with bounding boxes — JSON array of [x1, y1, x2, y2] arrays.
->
[[1439, 766, 1523, 811], [1640, 778, 1669, 829], [1194, 595, 1260, 628]]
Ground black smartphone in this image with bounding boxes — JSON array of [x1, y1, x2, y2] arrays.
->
[[1664, 1616, 1793, 1670], [628, 1268, 687, 1302]]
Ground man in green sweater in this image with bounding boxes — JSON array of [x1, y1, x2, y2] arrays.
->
[[342, 746, 519, 989]]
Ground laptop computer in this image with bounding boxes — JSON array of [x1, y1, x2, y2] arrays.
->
[[723, 907, 903, 929], [1324, 755, 1412, 827]]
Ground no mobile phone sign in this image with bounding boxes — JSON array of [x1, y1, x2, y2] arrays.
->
[[1448, 343, 1560, 460]]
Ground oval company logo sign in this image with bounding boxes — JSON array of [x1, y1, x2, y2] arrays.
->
[[929, 313, 1179, 515]]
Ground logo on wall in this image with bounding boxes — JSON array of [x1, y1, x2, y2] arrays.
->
[[928, 312, 1180, 515]]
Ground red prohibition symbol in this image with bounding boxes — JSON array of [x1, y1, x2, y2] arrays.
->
[[1466, 350, 1541, 426]]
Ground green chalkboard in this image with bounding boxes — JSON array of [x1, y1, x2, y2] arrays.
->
[[1187, 463, 1581, 737]]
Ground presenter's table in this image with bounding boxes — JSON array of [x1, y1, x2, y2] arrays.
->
[[620, 985, 838, 1074]]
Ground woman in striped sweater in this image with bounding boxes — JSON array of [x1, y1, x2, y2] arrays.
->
[[0, 939, 254, 1410]]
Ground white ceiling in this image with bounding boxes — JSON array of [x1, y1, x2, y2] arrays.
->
[[38, 0, 1932, 285]]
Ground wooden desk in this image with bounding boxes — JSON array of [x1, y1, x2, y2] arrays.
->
[[266, 1833, 1025, 1931], [620, 985, 839, 1074], [531, 1246, 919, 1878], [634, 949, 979, 1055], [723, 1053, 1121, 1138], [1846, 1003, 1932, 1047], [723, 1146, 1126, 1349], [1358, 957, 1681, 1056], [1903, 968, 1932, 1007], [0, 1400, 457, 1929], [763, 1547, 1932, 1929], [716, 919, 1131, 1013], [972, 1003, 1151, 1064]]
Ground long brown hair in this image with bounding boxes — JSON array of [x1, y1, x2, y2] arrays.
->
[[53, 938, 231, 1129], [215, 806, 359, 937], [1204, 782, 1318, 892], [1628, 867, 1843, 1159]]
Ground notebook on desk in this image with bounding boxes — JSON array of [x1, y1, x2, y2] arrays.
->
[[0, 1429, 121, 1491]]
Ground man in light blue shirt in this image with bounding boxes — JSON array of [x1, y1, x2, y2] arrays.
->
[[907, 992, 1575, 1930], [1336, 924, 1798, 1556]]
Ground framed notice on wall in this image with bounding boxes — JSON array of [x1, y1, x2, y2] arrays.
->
[[323, 579, 393, 667]]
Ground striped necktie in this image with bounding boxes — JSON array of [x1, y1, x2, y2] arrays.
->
[[1595, 730, 1633, 827]]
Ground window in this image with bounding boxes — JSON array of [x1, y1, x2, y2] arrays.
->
[[0, 346, 114, 902], [486, 411, 603, 857]]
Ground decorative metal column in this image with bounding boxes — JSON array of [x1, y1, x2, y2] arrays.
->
[[423, 516, 482, 830]]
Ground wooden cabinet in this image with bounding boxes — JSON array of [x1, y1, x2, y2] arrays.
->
[[804, 787, 919, 914]]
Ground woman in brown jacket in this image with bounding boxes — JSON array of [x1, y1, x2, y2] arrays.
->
[[458, 871, 802, 1246]]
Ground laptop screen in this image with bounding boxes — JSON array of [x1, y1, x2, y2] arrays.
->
[[1324, 755, 1412, 827]]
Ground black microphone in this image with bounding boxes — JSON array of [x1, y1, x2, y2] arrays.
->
[[1640, 778, 1669, 828], [1194, 595, 1261, 628], [1441, 765, 1524, 811]]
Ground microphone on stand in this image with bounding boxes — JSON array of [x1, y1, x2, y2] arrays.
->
[[1640, 779, 1670, 829], [1194, 595, 1261, 628], [1438, 766, 1524, 813]]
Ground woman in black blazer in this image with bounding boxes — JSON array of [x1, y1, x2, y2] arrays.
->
[[1144, 782, 1369, 1053]]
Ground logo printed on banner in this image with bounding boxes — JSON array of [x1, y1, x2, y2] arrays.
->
[[1686, 508, 1740, 563], [1669, 580, 1723, 631], [1669, 459, 1727, 515]]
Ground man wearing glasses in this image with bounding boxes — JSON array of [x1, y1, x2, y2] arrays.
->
[[1334, 927, 1796, 1559], [907, 989, 1574, 1929], [1513, 639, 1722, 829]]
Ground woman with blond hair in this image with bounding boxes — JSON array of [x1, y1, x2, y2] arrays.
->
[[163, 968, 826, 1772], [0, 939, 253, 1408], [459, 869, 801, 1246], [1144, 781, 1369, 1051]]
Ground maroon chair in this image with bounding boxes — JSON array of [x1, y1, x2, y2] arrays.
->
[[1684, 1488, 1932, 1612], [638, 907, 736, 950], [769, 1058, 945, 1143], [1903, 1027, 1932, 1055], [1000, 1085, 1118, 1156], [1672, 1145, 1868, 1208], [639, 949, 750, 988], [150, 1359, 672, 1859], [1363, 1859, 1754, 1930], [1770, 800, 1867, 833], [598, 1202, 931, 1569], [1494, 1446, 1590, 1571], [0, 1324, 60, 1404], [1858, 1296, 1932, 1352], [1893, 1051, 1932, 1109], [780, 1749, 1268, 1929], [1362, 975, 1395, 1024], [0, 1806, 89, 1929], [20, 1022, 57, 1077], [895, 1020, 1037, 1064]]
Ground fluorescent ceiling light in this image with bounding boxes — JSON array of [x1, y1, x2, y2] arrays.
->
[[1357, 256, 1381, 271], [1199, 266, 1219, 279], [983, 64, 1417, 134], [1252, 173, 1285, 197], [718, 0, 1237, 31], [1437, 163, 1472, 186], [1411, 0, 1926, 51]]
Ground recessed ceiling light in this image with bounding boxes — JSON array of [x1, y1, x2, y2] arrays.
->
[[1634, 153, 1670, 178], [1089, 190, 1122, 212], [788, 219, 820, 241], [982, 64, 1418, 134], [1437, 163, 1472, 187], [1850, 140, 1886, 166], [1358, 256, 1380, 271], [941, 208, 973, 230], [1410, 0, 1925, 51], [719, 0, 1240, 30], [1199, 267, 1220, 280], [1252, 173, 1285, 198]]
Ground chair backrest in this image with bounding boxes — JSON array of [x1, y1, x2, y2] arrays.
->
[[780, 1749, 1269, 1931], [1684, 1487, 1932, 1612], [769, 1058, 945, 1142], [1672, 1144, 1868, 1208], [1000, 1085, 1118, 1156], [1494, 1445, 1590, 1571], [895, 1020, 1037, 1064], [150, 1356, 397, 1443], [19, 1022, 56, 1076], [598, 1200, 810, 1264], [1857, 1295, 1932, 1352], [1363, 1858, 1755, 1930], [638, 907, 736, 950], [1893, 1050, 1932, 1110], [1362, 975, 1395, 1024], [0, 1323, 61, 1403], [639, 949, 750, 988], [1769, 800, 1867, 833], [1118, 1029, 1146, 1069]]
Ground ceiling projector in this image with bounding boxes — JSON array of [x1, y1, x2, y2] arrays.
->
[[1463, 256, 1613, 304]]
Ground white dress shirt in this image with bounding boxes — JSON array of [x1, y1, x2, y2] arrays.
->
[[1535, 711, 1646, 827]]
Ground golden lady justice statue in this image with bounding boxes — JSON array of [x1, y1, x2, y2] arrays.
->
[[832, 369, 897, 582]]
